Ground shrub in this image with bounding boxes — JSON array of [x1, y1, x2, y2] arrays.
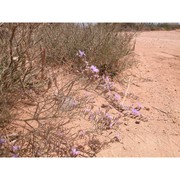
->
[[0, 23, 140, 157], [0, 23, 46, 127], [40, 23, 136, 77], [114, 23, 180, 31]]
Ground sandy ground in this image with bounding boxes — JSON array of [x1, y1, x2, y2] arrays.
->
[[7, 30, 180, 158], [98, 30, 180, 157]]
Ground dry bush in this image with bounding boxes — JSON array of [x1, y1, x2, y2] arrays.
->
[[40, 23, 136, 77], [0, 23, 140, 157], [0, 23, 46, 127], [0, 71, 114, 157]]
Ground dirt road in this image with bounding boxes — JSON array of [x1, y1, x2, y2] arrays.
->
[[98, 30, 180, 157]]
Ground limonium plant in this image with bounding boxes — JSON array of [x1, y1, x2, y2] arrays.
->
[[0, 23, 144, 158]]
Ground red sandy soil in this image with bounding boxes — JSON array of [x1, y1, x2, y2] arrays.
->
[[7, 30, 180, 158], [97, 30, 180, 157]]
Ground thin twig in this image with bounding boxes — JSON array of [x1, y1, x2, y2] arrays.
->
[[121, 77, 132, 106], [152, 106, 169, 114]]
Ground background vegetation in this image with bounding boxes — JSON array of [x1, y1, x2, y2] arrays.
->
[[114, 23, 180, 31]]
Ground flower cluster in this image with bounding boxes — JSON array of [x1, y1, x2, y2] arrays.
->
[[76, 50, 100, 80], [101, 75, 114, 92], [0, 138, 20, 157], [12, 145, 20, 152], [0, 138, 5, 145], [131, 108, 140, 116], [84, 107, 121, 130]]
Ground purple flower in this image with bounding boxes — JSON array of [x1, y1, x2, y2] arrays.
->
[[109, 122, 115, 129], [131, 108, 140, 116], [72, 100, 78, 107], [77, 50, 86, 58], [102, 75, 114, 91], [90, 65, 99, 73], [12, 145, 20, 152], [89, 112, 96, 121], [105, 113, 113, 120], [105, 76, 110, 82], [58, 131, 64, 137], [105, 83, 114, 91], [0, 138, 5, 145], [71, 147, 79, 156], [78, 130, 85, 138], [12, 154, 18, 158], [114, 93, 121, 101]]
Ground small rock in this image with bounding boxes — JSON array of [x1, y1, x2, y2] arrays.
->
[[113, 136, 120, 142], [144, 107, 150, 111], [172, 120, 177, 124], [123, 146, 127, 150], [135, 120, 140, 124], [173, 133, 178, 136], [124, 122, 128, 126], [101, 104, 108, 108]]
